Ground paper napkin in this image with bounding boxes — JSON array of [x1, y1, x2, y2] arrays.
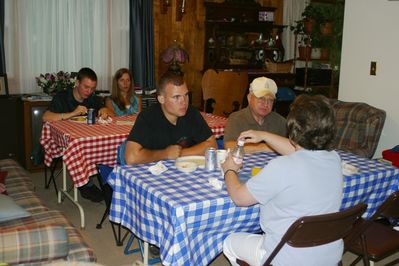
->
[[98, 116, 113, 125], [148, 162, 168, 175], [208, 177, 223, 190], [341, 161, 359, 175]]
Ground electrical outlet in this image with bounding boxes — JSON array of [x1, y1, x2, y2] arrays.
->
[[370, 61, 377, 76]]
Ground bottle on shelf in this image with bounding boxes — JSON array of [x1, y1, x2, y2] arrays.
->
[[232, 139, 245, 165]]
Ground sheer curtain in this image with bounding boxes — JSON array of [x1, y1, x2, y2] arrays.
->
[[282, 0, 307, 61], [4, 0, 129, 94]]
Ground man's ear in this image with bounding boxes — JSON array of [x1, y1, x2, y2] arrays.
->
[[157, 94, 165, 104]]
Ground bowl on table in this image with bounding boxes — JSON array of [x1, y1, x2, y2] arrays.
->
[[175, 161, 198, 173]]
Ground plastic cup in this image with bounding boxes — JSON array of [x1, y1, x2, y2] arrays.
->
[[216, 149, 227, 169], [251, 167, 262, 176]]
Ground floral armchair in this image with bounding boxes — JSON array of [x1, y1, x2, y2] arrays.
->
[[329, 99, 386, 159]]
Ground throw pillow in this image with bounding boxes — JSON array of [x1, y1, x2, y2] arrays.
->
[[0, 194, 31, 222], [0, 170, 7, 195], [0, 225, 69, 264]]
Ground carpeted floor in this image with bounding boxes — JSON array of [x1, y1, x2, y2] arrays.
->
[[30, 170, 230, 266], [29, 169, 387, 266]]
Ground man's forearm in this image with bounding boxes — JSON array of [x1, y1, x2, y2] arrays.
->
[[125, 148, 168, 165], [42, 110, 76, 122], [180, 137, 217, 156]]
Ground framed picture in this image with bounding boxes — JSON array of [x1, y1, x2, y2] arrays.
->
[[0, 74, 9, 96], [259, 11, 274, 22]]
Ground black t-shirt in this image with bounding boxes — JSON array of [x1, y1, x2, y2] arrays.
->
[[48, 88, 104, 113], [127, 103, 213, 149]]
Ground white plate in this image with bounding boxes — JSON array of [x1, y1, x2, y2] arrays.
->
[[175, 155, 205, 169], [69, 116, 87, 123]]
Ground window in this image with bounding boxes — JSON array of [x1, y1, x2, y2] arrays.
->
[[5, 0, 129, 94]]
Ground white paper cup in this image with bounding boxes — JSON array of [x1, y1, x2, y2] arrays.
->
[[216, 149, 227, 169]]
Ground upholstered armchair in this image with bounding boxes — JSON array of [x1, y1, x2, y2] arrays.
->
[[329, 99, 386, 159]]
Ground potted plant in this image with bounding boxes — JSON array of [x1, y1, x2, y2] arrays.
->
[[301, 4, 322, 34], [319, 35, 333, 60], [298, 35, 312, 60], [290, 19, 312, 60], [318, 4, 335, 36], [36, 71, 76, 95]]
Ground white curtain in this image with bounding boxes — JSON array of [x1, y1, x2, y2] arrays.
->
[[4, 0, 129, 94], [282, 0, 307, 61]]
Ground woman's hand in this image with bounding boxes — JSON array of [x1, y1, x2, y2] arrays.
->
[[221, 152, 241, 173], [239, 130, 266, 144]]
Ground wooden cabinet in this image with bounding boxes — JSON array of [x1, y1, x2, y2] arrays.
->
[[204, 2, 285, 70], [22, 100, 50, 171], [0, 96, 24, 163]]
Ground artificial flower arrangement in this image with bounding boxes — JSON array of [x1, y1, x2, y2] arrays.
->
[[36, 71, 76, 95]]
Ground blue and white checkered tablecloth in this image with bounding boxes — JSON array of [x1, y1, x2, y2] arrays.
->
[[108, 151, 399, 266]]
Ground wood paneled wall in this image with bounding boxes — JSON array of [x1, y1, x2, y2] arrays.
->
[[153, 0, 284, 108]]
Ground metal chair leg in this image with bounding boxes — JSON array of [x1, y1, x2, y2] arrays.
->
[[124, 234, 162, 265], [96, 208, 109, 229], [111, 222, 129, 246], [44, 157, 61, 197]]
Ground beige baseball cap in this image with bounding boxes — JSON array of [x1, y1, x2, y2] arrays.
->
[[249, 77, 277, 98]]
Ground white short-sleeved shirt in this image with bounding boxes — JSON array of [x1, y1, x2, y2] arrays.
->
[[246, 149, 343, 266]]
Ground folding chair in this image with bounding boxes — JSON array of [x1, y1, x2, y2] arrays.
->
[[236, 202, 367, 266], [115, 140, 161, 264], [44, 156, 62, 197], [96, 163, 129, 246], [345, 190, 399, 266]]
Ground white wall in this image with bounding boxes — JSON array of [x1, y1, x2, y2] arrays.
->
[[339, 0, 399, 158]]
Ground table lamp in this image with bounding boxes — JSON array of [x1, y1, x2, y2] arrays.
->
[[160, 41, 189, 75]]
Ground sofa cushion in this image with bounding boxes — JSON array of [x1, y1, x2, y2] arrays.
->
[[1, 159, 34, 192], [0, 194, 32, 222], [0, 210, 96, 263], [0, 170, 6, 194], [0, 224, 69, 264], [10, 191, 49, 213]]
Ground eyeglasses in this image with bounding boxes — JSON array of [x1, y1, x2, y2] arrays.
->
[[252, 94, 274, 105]]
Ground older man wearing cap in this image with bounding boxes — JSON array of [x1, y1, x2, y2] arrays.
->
[[224, 77, 287, 153]]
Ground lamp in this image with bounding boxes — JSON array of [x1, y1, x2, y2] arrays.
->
[[160, 41, 189, 75]]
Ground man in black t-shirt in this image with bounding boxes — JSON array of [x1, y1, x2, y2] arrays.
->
[[125, 71, 217, 164], [42, 67, 111, 202], [43, 67, 111, 122]]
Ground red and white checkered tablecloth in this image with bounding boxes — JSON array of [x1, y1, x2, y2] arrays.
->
[[40, 113, 226, 187], [201, 112, 226, 139]]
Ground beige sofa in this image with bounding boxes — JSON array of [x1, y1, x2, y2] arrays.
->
[[0, 159, 96, 265]]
